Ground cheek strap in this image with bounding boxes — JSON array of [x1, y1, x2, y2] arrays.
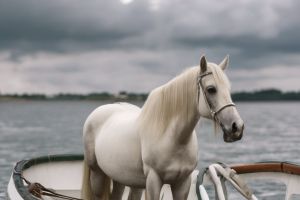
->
[[197, 72, 236, 122]]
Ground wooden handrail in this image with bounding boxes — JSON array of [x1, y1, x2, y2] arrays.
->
[[231, 162, 300, 176]]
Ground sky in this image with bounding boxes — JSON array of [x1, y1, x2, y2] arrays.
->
[[0, 0, 300, 94]]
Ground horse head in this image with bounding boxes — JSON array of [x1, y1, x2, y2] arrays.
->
[[198, 55, 244, 143]]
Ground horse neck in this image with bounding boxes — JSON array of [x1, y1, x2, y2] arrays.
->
[[138, 67, 200, 143], [170, 108, 200, 144]]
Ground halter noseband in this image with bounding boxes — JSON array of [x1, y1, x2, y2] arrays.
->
[[197, 71, 236, 122]]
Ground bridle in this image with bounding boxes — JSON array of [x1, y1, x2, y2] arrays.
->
[[197, 71, 236, 123]]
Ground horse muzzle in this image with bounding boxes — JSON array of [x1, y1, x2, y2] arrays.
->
[[222, 121, 244, 143]]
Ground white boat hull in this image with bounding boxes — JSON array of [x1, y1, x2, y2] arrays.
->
[[7, 154, 199, 200]]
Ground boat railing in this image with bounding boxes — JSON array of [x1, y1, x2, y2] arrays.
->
[[197, 162, 300, 200]]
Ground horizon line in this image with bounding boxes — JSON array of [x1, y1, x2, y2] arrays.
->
[[0, 88, 300, 96]]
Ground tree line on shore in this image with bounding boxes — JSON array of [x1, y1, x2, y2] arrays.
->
[[0, 89, 300, 101]]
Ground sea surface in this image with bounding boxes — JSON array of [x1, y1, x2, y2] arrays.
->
[[1, 101, 300, 199]]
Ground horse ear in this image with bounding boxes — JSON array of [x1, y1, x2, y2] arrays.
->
[[200, 56, 207, 73], [219, 55, 229, 70]]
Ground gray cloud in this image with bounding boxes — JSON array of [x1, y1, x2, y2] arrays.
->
[[0, 0, 300, 94], [0, 0, 154, 53]]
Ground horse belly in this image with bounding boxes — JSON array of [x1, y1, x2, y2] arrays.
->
[[95, 113, 146, 187]]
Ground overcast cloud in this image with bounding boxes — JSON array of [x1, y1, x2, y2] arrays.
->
[[0, 0, 300, 94]]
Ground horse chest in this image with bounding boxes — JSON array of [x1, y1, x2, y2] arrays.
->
[[143, 138, 198, 183], [158, 155, 197, 183]]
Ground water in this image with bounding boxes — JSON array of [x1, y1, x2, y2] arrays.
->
[[0, 101, 300, 199]]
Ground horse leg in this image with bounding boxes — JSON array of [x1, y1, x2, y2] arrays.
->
[[145, 169, 163, 200], [90, 166, 110, 200], [127, 188, 143, 200], [83, 121, 111, 200], [170, 175, 191, 200], [84, 141, 110, 199], [90, 165, 111, 200], [110, 181, 125, 200]]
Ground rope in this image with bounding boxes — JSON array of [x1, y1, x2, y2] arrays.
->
[[20, 176, 83, 200]]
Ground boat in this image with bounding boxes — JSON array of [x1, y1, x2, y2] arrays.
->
[[7, 154, 300, 200], [7, 154, 199, 200]]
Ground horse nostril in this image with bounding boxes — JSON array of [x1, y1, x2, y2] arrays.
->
[[232, 122, 238, 133]]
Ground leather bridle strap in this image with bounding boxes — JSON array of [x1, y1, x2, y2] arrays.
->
[[212, 103, 236, 119], [197, 71, 236, 122]]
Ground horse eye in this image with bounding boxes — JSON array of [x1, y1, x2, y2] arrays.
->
[[207, 86, 217, 94]]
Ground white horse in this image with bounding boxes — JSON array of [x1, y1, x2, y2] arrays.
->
[[81, 56, 244, 200]]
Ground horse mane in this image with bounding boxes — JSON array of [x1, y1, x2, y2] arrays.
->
[[138, 67, 199, 135]]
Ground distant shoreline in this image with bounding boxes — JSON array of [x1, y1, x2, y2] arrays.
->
[[1, 89, 300, 102]]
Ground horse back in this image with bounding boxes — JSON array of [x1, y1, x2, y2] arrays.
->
[[83, 103, 140, 165], [84, 103, 139, 134]]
